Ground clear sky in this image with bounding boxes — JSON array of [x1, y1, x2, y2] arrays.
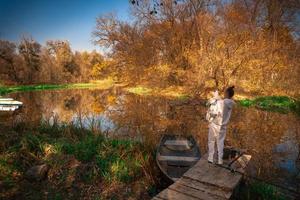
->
[[0, 0, 131, 51]]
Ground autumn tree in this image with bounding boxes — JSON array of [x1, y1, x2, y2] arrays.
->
[[93, 13, 159, 82], [0, 40, 21, 83], [18, 37, 41, 83], [46, 40, 80, 80]]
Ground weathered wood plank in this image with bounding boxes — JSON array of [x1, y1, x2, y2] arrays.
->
[[185, 168, 242, 191], [184, 159, 242, 191], [152, 197, 165, 200], [152, 153, 252, 200], [169, 181, 226, 200], [156, 188, 200, 200], [177, 177, 232, 199], [231, 154, 252, 173]]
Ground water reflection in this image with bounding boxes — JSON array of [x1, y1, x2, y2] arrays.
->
[[1, 88, 300, 191]]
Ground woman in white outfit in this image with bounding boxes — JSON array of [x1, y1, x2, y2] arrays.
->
[[207, 86, 235, 165]]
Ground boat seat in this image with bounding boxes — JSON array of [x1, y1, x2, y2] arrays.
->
[[164, 139, 191, 146], [167, 160, 193, 167], [163, 139, 193, 151], [158, 154, 199, 162]]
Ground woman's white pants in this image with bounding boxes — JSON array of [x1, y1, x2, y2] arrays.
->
[[208, 123, 227, 164]]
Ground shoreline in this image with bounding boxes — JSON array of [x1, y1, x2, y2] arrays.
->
[[1, 82, 299, 115]]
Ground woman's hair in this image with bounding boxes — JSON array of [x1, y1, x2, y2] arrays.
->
[[226, 86, 235, 98]]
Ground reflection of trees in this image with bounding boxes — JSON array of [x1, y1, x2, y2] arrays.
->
[[64, 95, 81, 110], [3, 90, 300, 188], [7, 89, 118, 126], [108, 95, 208, 148], [228, 107, 300, 187], [109, 95, 300, 187], [108, 94, 164, 143]]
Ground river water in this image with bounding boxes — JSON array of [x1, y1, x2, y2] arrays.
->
[[1, 88, 299, 191]]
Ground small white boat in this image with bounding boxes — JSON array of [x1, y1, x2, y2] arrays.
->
[[0, 98, 23, 111], [0, 99, 23, 106], [0, 105, 19, 111], [0, 98, 14, 101]]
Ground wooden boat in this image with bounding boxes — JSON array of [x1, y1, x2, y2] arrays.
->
[[156, 135, 201, 182]]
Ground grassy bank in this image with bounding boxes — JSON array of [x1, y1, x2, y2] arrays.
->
[[0, 121, 157, 199], [1, 81, 298, 116], [238, 96, 300, 115], [0, 118, 297, 199], [0, 79, 115, 95], [126, 86, 299, 115], [125, 86, 189, 100], [238, 181, 287, 200]]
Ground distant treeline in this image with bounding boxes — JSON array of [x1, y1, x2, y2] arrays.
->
[[0, 39, 111, 85], [1, 0, 299, 97]]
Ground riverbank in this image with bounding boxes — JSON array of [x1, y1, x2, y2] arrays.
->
[[125, 86, 300, 116], [0, 122, 158, 199], [0, 120, 293, 199], [1, 82, 299, 116], [0, 79, 115, 95]]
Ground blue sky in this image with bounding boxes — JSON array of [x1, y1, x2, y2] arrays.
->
[[0, 0, 131, 51]]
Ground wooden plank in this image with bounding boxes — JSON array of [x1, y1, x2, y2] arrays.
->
[[164, 140, 190, 146], [158, 155, 199, 162], [231, 154, 252, 173], [177, 177, 232, 199], [153, 152, 251, 200], [152, 197, 165, 200], [169, 181, 226, 200], [185, 167, 241, 191], [156, 188, 200, 200], [184, 159, 242, 191], [184, 159, 220, 181]]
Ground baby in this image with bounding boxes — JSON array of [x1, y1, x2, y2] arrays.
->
[[206, 90, 221, 123]]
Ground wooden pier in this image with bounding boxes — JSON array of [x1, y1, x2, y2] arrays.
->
[[153, 154, 251, 200]]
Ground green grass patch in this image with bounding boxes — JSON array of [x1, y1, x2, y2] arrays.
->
[[1, 121, 151, 186], [0, 78, 115, 95], [238, 181, 286, 200], [126, 86, 153, 95], [62, 134, 144, 183], [239, 96, 300, 115], [0, 119, 156, 199], [125, 85, 190, 101], [0, 155, 20, 188]]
